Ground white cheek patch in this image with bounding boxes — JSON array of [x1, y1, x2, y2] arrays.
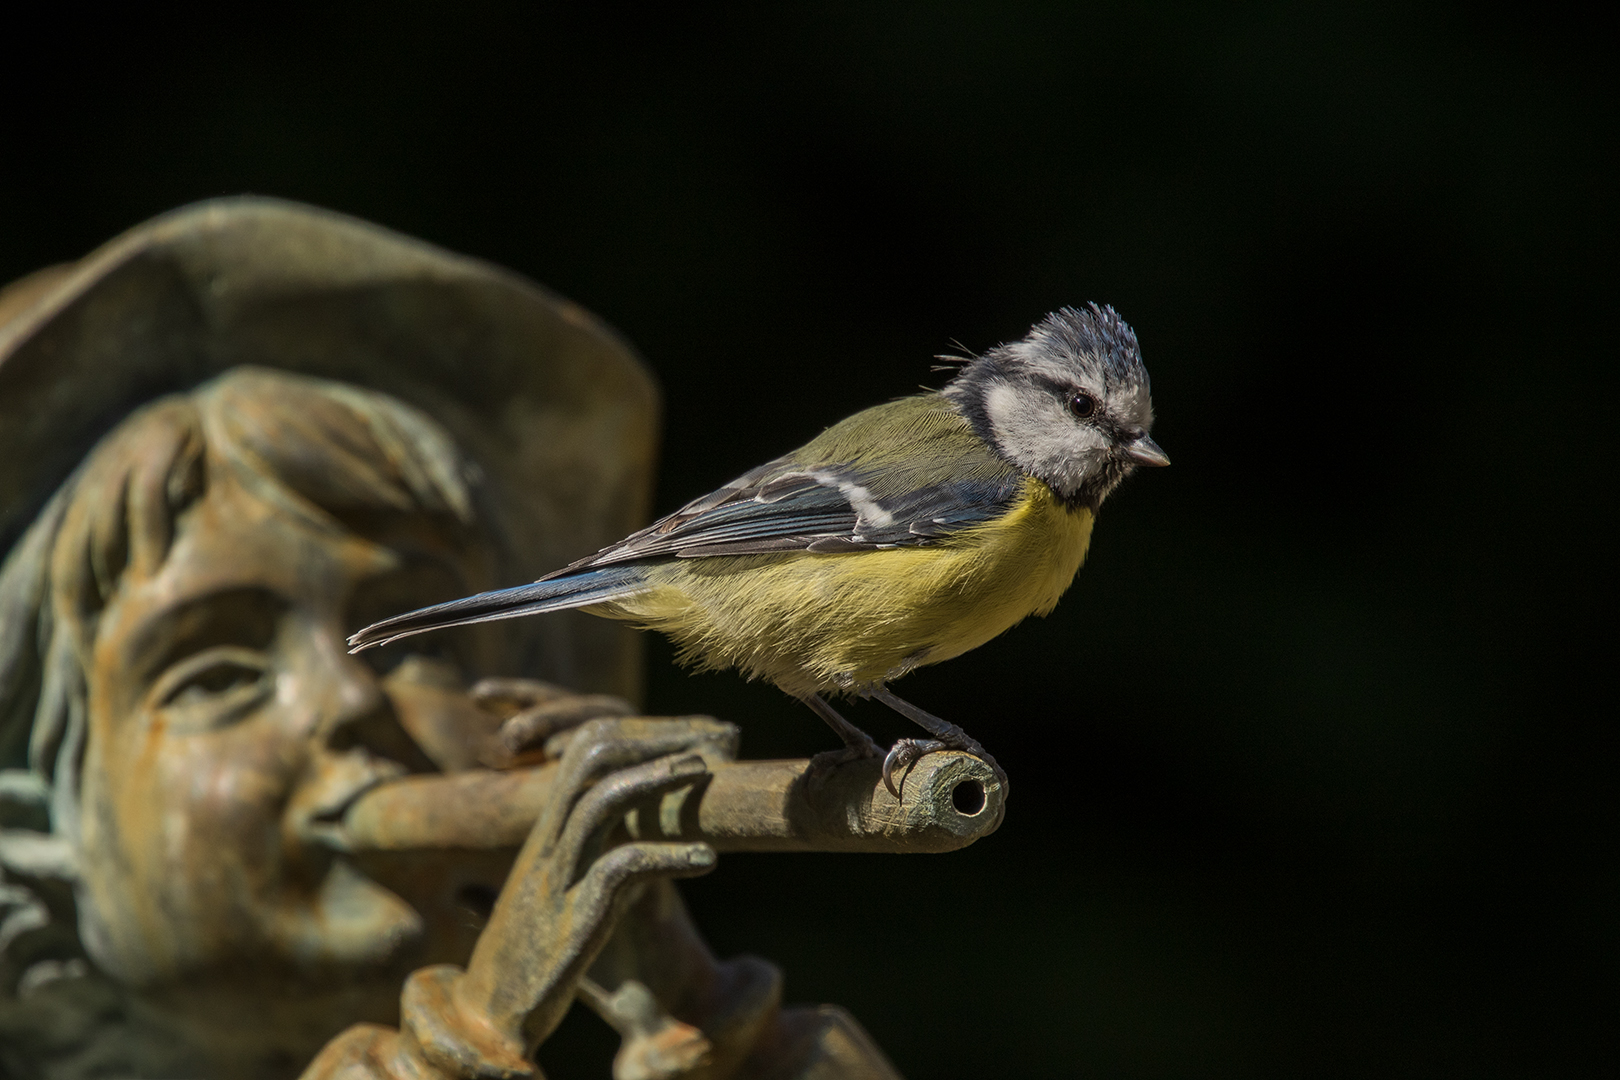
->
[[986, 382, 1110, 496], [812, 470, 894, 528], [986, 383, 1067, 463], [984, 382, 1027, 443]]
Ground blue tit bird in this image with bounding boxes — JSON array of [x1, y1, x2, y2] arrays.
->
[[349, 304, 1168, 794]]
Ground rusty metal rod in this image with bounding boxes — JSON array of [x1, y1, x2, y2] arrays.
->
[[344, 750, 1005, 855]]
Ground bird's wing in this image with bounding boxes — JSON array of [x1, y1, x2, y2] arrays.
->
[[545, 402, 1024, 575]]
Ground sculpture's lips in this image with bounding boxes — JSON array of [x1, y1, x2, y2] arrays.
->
[[299, 764, 411, 854], [311, 775, 393, 823]]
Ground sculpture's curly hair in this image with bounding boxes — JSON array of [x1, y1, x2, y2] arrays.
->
[[0, 367, 483, 1074]]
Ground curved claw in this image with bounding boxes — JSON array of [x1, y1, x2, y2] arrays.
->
[[881, 738, 947, 798]]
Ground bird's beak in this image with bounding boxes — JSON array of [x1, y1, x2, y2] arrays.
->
[[1123, 433, 1170, 467]]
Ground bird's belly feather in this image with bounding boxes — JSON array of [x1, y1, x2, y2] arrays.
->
[[593, 479, 1094, 697]]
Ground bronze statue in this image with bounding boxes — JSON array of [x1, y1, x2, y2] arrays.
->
[[0, 200, 998, 1078]]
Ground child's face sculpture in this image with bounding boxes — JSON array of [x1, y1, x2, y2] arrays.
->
[[74, 459, 503, 992]]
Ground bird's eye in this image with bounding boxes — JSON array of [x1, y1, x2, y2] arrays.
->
[[1067, 393, 1098, 419]]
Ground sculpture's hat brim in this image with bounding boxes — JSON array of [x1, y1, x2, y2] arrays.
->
[[0, 197, 658, 693]]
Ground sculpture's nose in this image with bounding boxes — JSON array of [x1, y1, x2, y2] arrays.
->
[[306, 625, 435, 772]]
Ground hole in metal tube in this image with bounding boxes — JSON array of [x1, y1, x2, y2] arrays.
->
[[951, 778, 986, 816]]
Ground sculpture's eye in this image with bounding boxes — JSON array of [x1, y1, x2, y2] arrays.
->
[[166, 658, 263, 705], [1067, 393, 1098, 419], [150, 646, 272, 729]]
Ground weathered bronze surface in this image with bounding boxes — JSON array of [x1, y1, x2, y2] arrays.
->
[[306, 715, 902, 1080], [0, 201, 962, 1079], [0, 196, 659, 700]]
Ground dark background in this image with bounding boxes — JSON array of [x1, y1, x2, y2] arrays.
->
[[4, 4, 1613, 1076]]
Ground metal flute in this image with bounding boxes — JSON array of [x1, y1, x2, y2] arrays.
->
[[343, 749, 1005, 856]]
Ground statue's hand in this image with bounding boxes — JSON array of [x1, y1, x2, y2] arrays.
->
[[395, 715, 737, 1079], [470, 676, 636, 767]]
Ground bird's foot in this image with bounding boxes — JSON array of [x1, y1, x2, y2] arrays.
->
[[881, 732, 1006, 799], [869, 687, 1007, 799], [797, 692, 883, 789], [880, 738, 950, 798]]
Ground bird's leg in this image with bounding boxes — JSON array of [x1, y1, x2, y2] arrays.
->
[[870, 686, 1007, 798], [795, 692, 883, 779]]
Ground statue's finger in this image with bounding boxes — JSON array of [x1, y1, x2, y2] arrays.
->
[[491, 695, 634, 763], [531, 717, 740, 854], [469, 676, 572, 715], [580, 842, 718, 916], [557, 753, 710, 881], [534, 720, 684, 846]]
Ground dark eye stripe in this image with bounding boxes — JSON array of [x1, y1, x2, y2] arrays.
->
[[1032, 374, 1093, 405]]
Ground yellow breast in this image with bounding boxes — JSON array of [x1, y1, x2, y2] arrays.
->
[[597, 478, 1094, 697]]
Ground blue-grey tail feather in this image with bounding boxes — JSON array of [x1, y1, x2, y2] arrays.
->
[[346, 566, 650, 652]]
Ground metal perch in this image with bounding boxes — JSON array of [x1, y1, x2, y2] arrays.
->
[[344, 745, 1006, 856]]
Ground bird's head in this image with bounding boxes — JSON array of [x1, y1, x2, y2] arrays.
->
[[942, 304, 1168, 510]]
